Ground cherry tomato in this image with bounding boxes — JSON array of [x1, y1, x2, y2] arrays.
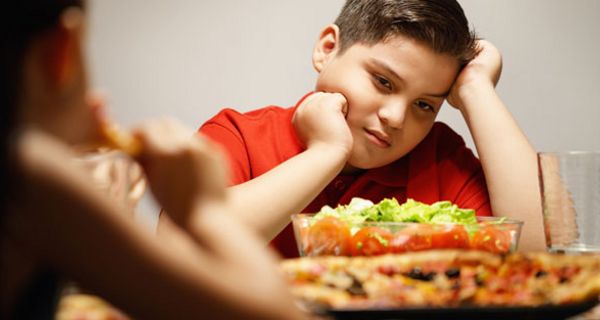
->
[[431, 225, 469, 249], [350, 227, 392, 256], [470, 225, 512, 254], [389, 225, 432, 253], [305, 217, 351, 256]]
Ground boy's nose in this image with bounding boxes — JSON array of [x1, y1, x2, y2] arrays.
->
[[378, 101, 407, 129]]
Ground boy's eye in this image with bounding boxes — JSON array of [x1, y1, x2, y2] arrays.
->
[[373, 75, 393, 91], [415, 101, 435, 113]]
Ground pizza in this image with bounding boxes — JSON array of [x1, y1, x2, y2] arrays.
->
[[280, 250, 600, 310], [98, 121, 142, 157]]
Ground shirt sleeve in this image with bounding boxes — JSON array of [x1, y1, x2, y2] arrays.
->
[[199, 118, 251, 186]]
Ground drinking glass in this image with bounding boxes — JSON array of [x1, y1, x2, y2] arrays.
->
[[538, 151, 600, 254]]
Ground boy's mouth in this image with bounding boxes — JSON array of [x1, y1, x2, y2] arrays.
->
[[364, 128, 391, 148]]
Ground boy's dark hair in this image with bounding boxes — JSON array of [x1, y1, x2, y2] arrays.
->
[[334, 0, 479, 66]]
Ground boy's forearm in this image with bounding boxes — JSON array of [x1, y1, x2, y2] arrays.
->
[[459, 83, 546, 251], [222, 144, 349, 241]]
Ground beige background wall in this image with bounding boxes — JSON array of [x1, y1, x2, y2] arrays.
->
[[88, 0, 600, 153], [87, 0, 600, 218]]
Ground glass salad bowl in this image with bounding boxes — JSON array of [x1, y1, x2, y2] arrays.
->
[[292, 198, 523, 257]]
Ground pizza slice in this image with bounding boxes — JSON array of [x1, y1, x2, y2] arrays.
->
[[281, 250, 600, 310], [98, 121, 142, 157]]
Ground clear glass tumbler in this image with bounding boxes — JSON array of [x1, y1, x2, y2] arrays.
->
[[538, 151, 600, 254]]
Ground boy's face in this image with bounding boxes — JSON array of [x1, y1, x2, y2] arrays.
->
[[313, 26, 460, 171]]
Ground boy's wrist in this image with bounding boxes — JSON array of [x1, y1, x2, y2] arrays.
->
[[306, 142, 352, 166], [453, 81, 497, 113]]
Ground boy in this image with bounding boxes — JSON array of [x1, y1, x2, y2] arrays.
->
[[197, 0, 545, 257]]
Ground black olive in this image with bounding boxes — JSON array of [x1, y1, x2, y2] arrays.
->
[[445, 268, 461, 278], [421, 272, 436, 281], [405, 267, 436, 281], [346, 277, 366, 296], [559, 277, 569, 284], [535, 270, 547, 278], [475, 276, 485, 287], [405, 267, 422, 279]]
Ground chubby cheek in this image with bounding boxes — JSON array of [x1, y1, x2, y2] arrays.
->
[[344, 110, 362, 130], [394, 120, 435, 154], [62, 100, 101, 146], [315, 63, 373, 107], [341, 89, 378, 126], [344, 106, 373, 143], [75, 108, 101, 144]]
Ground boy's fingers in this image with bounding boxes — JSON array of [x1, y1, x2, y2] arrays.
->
[[331, 92, 349, 117]]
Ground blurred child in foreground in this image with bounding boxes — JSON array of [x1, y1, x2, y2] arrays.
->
[[0, 1, 306, 319]]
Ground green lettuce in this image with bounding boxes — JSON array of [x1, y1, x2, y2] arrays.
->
[[312, 197, 477, 225]]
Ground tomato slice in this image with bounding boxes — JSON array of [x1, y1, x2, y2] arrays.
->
[[389, 225, 433, 253], [305, 217, 351, 256], [350, 227, 392, 256], [431, 225, 469, 249], [470, 225, 512, 254]]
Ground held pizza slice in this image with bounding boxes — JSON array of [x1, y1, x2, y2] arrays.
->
[[98, 121, 142, 157]]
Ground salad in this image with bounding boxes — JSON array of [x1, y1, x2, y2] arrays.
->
[[312, 197, 479, 226], [293, 197, 522, 256]]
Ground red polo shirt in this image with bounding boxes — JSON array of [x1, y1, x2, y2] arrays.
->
[[200, 95, 491, 258]]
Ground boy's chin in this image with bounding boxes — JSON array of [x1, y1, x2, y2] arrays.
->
[[341, 163, 363, 174], [344, 155, 402, 173]]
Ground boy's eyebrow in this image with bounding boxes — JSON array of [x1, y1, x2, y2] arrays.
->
[[425, 91, 450, 98], [369, 58, 405, 86], [368, 58, 450, 98]]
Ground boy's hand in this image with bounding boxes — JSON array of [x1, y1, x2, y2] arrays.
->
[[133, 119, 227, 227], [447, 40, 502, 110], [292, 92, 353, 157]]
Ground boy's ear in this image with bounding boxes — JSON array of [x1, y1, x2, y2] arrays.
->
[[43, 7, 85, 90], [312, 24, 341, 73]]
